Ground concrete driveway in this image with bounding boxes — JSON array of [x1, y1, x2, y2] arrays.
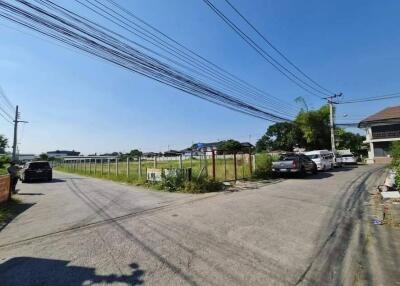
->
[[0, 166, 386, 285]]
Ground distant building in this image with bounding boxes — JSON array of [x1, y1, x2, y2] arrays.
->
[[359, 106, 400, 164], [17, 154, 36, 163], [163, 150, 182, 157], [47, 150, 80, 158]]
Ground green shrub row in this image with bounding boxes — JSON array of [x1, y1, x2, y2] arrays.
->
[[390, 141, 400, 188]]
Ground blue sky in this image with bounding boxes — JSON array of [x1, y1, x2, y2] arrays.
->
[[0, 0, 399, 154]]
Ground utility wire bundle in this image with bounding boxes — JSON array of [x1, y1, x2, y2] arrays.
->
[[0, 86, 14, 124], [0, 0, 301, 122], [203, 0, 334, 99]]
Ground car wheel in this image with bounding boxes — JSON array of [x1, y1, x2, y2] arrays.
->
[[299, 167, 306, 177], [312, 166, 317, 174]]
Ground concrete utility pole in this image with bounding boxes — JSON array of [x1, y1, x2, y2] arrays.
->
[[327, 93, 342, 153], [12, 105, 28, 161]]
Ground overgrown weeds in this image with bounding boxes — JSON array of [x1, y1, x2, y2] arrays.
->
[[252, 153, 274, 179], [160, 172, 225, 193]]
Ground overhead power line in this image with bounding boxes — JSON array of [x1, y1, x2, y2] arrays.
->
[[338, 92, 400, 104], [202, 0, 329, 99], [103, 0, 300, 115], [75, 0, 299, 117], [335, 123, 359, 127], [0, 112, 13, 124], [0, 0, 293, 122], [0, 86, 15, 112], [0, 105, 14, 120], [223, 0, 334, 96]]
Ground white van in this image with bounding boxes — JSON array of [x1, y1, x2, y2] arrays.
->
[[304, 150, 333, 171]]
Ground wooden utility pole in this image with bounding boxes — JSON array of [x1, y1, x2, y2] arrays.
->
[[11, 105, 27, 161], [327, 93, 342, 153]]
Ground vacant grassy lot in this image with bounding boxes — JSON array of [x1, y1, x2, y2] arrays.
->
[[55, 154, 265, 187]]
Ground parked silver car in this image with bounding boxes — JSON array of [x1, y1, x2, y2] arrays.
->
[[341, 154, 357, 164]]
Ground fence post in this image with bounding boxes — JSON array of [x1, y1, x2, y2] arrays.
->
[[89, 159, 91, 174], [249, 152, 253, 175], [199, 153, 202, 171], [126, 157, 130, 178], [190, 151, 193, 169], [101, 159, 104, 175], [242, 153, 245, 179], [108, 159, 110, 175], [179, 154, 183, 169], [116, 158, 119, 176], [94, 159, 96, 175], [154, 156, 157, 168], [223, 153, 227, 180], [233, 153, 237, 181], [253, 154, 256, 172], [138, 156, 142, 178], [211, 150, 216, 180], [204, 152, 208, 177]]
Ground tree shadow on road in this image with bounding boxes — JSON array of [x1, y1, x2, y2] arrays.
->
[[0, 201, 34, 232], [0, 257, 144, 286]]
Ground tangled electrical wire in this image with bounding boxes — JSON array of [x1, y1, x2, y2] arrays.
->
[[0, 0, 294, 122]]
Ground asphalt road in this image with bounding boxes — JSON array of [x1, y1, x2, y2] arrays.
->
[[0, 165, 386, 286]]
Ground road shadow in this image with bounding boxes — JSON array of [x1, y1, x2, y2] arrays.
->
[[329, 166, 359, 173], [21, 178, 66, 184], [0, 202, 34, 232], [0, 257, 144, 286], [275, 172, 333, 180], [16, 193, 44, 196]]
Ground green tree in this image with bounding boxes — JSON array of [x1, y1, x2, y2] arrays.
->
[[129, 149, 143, 157], [295, 105, 331, 150], [39, 153, 49, 161], [256, 122, 304, 151], [0, 135, 8, 154], [218, 139, 243, 154], [336, 130, 366, 156]]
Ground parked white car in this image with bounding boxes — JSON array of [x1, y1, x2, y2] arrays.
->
[[304, 150, 333, 171], [341, 154, 357, 164], [331, 152, 343, 168]]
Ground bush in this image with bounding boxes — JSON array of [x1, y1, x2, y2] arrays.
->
[[390, 142, 400, 188], [0, 155, 10, 169], [253, 153, 273, 179], [183, 177, 225, 194], [160, 171, 225, 193], [160, 171, 186, 192]]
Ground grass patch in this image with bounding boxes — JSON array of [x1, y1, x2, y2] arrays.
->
[[0, 198, 22, 225]]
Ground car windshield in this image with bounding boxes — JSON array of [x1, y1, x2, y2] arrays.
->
[[29, 162, 50, 169], [342, 154, 354, 157], [278, 156, 297, 161], [307, 154, 320, 159]]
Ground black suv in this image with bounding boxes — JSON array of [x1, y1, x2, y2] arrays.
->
[[20, 161, 52, 183]]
